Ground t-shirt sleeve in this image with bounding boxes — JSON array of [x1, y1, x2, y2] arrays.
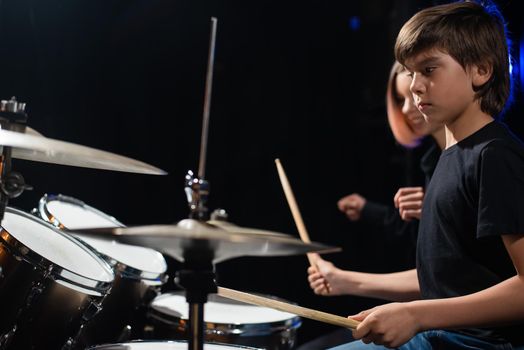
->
[[477, 141, 524, 238]]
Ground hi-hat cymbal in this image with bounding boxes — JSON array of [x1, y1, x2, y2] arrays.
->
[[0, 128, 166, 175], [72, 219, 340, 263]]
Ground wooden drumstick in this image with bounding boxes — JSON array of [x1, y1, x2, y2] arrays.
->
[[275, 158, 333, 294], [218, 286, 360, 330], [275, 158, 315, 266]]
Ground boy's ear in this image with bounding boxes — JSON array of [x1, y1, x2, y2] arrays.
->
[[471, 63, 493, 87]]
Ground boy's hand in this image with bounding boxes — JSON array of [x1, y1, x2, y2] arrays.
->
[[350, 302, 420, 348], [338, 193, 367, 221], [307, 257, 346, 296], [394, 187, 424, 221]]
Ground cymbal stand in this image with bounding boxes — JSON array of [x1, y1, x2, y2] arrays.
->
[[0, 97, 32, 222], [184, 170, 209, 221], [175, 244, 217, 350], [179, 17, 218, 350]]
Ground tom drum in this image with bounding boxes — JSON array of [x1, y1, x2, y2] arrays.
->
[[0, 207, 114, 349], [35, 194, 168, 347]]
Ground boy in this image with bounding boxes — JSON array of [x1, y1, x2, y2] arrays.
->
[[331, 1, 524, 349]]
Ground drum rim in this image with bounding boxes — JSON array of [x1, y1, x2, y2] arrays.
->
[[0, 206, 114, 292], [37, 193, 125, 229], [148, 292, 302, 336], [86, 339, 263, 349], [37, 193, 167, 281]]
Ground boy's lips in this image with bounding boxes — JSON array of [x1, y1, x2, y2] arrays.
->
[[418, 102, 431, 111]]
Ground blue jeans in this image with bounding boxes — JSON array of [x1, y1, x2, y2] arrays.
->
[[328, 330, 517, 350]]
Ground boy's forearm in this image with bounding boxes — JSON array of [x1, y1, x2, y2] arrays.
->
[[340, 268, 420, 301], [408, 276, 524, 331]]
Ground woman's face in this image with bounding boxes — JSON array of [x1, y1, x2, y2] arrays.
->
[[395, 71, 437, 137]]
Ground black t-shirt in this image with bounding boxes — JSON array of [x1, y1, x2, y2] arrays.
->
[[417, 121, 524, 345]]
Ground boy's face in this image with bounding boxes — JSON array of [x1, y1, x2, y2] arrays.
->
[[404, 49, 480, 126], [395, 71, 443, 138]]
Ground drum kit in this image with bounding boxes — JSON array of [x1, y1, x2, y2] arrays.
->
[[0, 18, 352, 350]]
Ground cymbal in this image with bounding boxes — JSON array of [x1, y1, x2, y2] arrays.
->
[[71, 219, 341, 263], [206, 219, 290, 237], [0, 128, 166, 175]]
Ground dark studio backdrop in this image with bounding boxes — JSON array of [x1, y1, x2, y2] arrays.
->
[[1, 0, 523, 346]]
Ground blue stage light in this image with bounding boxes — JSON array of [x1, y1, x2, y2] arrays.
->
[[348, 16, 361, 32], [520, 36, 524, 90]]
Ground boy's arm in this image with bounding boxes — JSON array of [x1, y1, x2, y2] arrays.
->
[[337, 268, 420, 302], [413, 234, 524, 329], [351, 234, 524, 348], [308, 259, 420, 301]]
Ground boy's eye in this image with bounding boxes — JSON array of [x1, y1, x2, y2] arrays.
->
[[424, 67, 435, 74]]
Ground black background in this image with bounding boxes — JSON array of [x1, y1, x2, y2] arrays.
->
[[1, 0, 523, 345]]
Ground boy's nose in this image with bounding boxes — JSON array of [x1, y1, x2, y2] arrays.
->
[[410, 73, 425, 95]]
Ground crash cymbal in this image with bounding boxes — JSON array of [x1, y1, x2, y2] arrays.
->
[[72, 219, 340, 263], [0, 128, 166, 175]]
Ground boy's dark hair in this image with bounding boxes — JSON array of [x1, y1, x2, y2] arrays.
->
[[395, 1, 510, 117]]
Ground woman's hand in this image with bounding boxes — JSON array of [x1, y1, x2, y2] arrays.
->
[[338, 193, 367, 221], [394, 187, 424, 221]]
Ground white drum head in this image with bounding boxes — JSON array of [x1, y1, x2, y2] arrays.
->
[[1, 209, 113, 283], [151, 293, 297, 324], [46, 200, 122, 229], [74, 235, 167, 275], [89, 341, 259, 349], [45, 198, 167, 275]]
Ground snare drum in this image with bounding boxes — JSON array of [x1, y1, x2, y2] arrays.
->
[[147, 292, 301, 350], [0, 207, 114, 350], [87, 340, 262, 350], [35, 194, 168, 347]]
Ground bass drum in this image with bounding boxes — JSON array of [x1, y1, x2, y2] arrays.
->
[[35, 194, 168, 348], [147, 292, 301, 350], [87, 340, 262, 350], [0, 207, 114, 349]]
